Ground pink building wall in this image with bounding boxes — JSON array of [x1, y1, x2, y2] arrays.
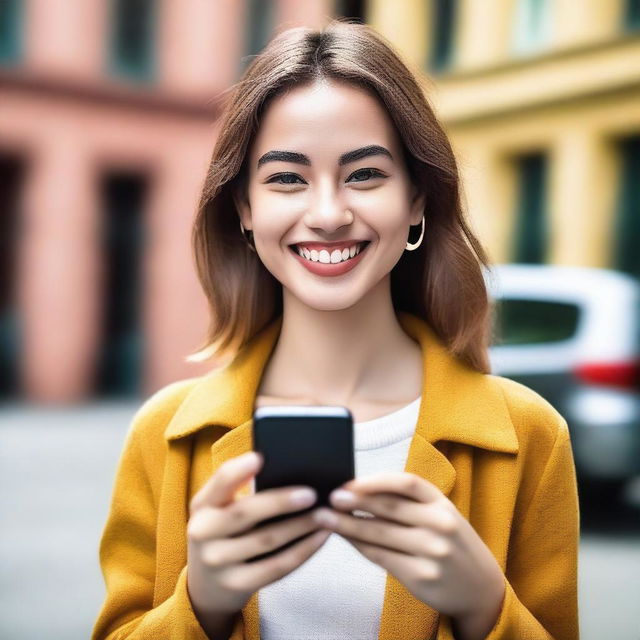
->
[[0, 0, 335, 403]]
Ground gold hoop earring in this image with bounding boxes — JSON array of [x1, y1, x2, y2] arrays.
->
[[239, 220, 257, 253], [405, 216, 425, 251]]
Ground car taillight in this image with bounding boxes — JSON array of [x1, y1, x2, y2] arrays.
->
[[574, 360, 640, 390]]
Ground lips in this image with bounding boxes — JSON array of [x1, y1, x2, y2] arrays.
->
[[289, 241, 370, 277]]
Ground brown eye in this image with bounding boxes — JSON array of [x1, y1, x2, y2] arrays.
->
[[347, 168, 385, 182], [267, 173, 305, 185]]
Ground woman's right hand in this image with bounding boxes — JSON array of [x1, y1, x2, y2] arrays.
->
[[186, 451, 331, 623]]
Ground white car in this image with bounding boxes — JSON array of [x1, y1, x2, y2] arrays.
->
[[485, 264, 640, 500]]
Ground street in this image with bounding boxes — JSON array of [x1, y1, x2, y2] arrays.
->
[[1, 403, 639, 639]]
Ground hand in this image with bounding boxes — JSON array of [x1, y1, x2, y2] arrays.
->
[[313, 473, 505, 626], [186, 452, 331, 620]]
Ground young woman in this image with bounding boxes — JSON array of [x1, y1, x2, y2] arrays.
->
[[92, 20, 579, 640]]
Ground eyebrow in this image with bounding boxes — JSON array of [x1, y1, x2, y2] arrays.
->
[[256, 144, 393, 169]]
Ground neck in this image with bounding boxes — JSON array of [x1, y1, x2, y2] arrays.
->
[[259, 277, 423, 406]]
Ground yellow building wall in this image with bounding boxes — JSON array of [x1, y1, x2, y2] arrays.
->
[[368, 0, 639, 269]]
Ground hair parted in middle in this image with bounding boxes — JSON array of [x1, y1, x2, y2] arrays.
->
[[188, 18, 493, 374]]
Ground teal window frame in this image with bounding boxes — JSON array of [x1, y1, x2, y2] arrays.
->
[[108, 0, 156, 84], [0, 0, 22, 64], [242, 0, 274, 74], [624, 0, 640, 30], [428, 0, 457, 73], [613, 137, 640, 279], [511, 0, 551, 55], [511, 153, 549, 264]]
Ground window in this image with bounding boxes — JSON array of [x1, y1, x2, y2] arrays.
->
[[428, 0, 457, 72], [96, 173, 147, 397], [334, 0, 366, 23], [493, 299, 580, 346], [613, 136, 640, 279], [0, 0, 22, 64], [625, 0, 640, 30], [0, 154, 24, 399], [512, 153, 549, 264], [511, 0, 551, 55], [109, 0, 155, 83], [243, 0, 275, 70]]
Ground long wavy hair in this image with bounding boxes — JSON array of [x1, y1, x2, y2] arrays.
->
[[188, 19, 493, 373]]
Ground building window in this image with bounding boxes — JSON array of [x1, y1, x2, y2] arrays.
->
[[243, 0, 275, 68], [512, 153, 549, 264], [428, 0, 457, 73], [625, 0, 640, 30], [613, 137, 640, 279], [96, 172, 147, 398], [0, 153, 24, 399], [109, 0, 155, 83], [511, 0, 551, 55], [0, 0, 22, 64], [335, 0, 366, 23]]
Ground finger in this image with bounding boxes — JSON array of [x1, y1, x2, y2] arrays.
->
[[345, 536, 442, 583], [225, 528, 332, 594], [331, 491, 457, 534], [318, 508, 451, 558], [199, 511, 321, 567], [342, 473, 442, 504], [191, 485, 319, 539], [190, 452, 263, 512]]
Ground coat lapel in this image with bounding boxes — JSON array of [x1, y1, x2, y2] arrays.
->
[[164, 312, 518, 640]]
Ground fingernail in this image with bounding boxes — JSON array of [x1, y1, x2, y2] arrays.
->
[[331, 489, 355, 506], [290, 488, 317, 506], [238, 452, 259, 470]]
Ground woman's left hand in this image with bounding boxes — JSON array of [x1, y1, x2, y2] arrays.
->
[[314, 473, 506, 625]]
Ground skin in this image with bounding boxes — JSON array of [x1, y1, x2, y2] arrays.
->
[[226, 79, 506, 638]]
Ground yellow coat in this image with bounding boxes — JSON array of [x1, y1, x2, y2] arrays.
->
[[92, 312, 580, 640]]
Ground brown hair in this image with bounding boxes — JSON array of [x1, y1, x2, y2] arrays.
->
[[188, 19, 493, 373]]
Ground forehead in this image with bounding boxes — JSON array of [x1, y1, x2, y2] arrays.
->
[[250, 80, 402, 161]]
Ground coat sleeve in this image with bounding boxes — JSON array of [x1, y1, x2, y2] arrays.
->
[[482, 418, 580, 640], [91, 406, 244, 640]]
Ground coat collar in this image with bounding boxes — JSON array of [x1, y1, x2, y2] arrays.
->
[[164, 312, 518, 456]]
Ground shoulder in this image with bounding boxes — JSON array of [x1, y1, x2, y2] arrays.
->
[[487, 374, 569, 455], [128, 376, 203, 442]]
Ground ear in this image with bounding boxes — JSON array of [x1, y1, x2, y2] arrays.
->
[[232, 186, 252, 231], [409, 185, 426, 226]]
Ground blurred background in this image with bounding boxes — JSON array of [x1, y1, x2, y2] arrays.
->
[[1, 0, 639, 638]]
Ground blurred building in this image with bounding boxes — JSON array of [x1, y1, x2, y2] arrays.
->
[[0, 0, 345, 403], [1, 0, 639, 403], [368, 0, 640, 271]]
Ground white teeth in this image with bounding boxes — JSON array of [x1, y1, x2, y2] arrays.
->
[[295, 242, 366, 264]]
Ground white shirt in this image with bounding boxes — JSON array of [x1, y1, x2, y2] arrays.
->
[[259, 396, 422, 640]]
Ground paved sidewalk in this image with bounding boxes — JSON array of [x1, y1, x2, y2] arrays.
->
[[1, 403, 639, 639]]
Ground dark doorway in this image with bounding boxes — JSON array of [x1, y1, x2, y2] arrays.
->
[[0, 153, 24, 400], [95, 171, 147, 398]]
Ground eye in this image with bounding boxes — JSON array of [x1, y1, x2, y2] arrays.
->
[[347, 168, 386, 183], [266, 173, 305, 185]]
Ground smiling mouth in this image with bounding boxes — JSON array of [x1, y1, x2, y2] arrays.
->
[[289, 241, 371, 264]]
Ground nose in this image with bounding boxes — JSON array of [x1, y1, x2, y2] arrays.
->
[[303, 185, 353, 234]]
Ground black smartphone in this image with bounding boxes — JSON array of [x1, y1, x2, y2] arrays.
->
[[246, 405, 354, 562]]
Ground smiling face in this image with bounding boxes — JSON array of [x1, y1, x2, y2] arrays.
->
[[235, 78, 425, 312]]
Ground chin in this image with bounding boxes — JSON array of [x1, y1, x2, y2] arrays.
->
[[284, 286, 367, 313]]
